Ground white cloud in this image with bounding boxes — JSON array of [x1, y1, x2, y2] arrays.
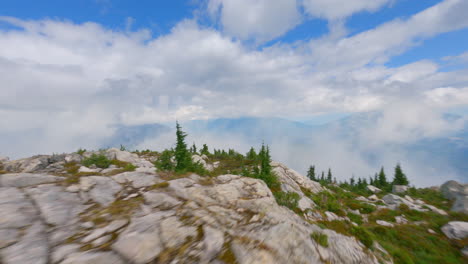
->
[[307, 0, 468, 71], [207, 0, 302, 43], [302, 0, 392, 20], [0, 0, 467, 187]]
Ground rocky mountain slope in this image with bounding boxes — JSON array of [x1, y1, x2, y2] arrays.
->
[[0, 149, 467, 264]]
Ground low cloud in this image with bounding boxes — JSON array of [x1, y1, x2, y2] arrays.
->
[[0, 1, 467, 186]]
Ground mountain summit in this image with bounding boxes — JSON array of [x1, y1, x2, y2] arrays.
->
[[0, 146, 467, 264]]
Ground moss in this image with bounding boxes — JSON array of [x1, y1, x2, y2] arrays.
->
[[106, 197, 144, 217], [198, 176, 214, 186], [148, 181, 170, 189], [64, 162, 80, 174], [218, 242, 239, 264], [311, 232, 329, 247]]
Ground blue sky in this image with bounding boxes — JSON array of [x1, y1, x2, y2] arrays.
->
[[2, 0, 466, 69], [1, 0, 468, 185], [0, 0, 468, 159]]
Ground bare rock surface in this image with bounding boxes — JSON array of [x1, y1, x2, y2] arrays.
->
[[0, 154, 393, 264], [0, 173, 63, 187]]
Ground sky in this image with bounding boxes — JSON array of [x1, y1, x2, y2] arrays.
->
[[1, 0, 468, 184]]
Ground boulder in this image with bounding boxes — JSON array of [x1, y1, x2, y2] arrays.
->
[[0, 156, 9, 163], [440, 181, 467, 200], [395, 216, 408, 224], [376, 220, 394, 227], [382, 194, 427, 212], [440, 180, 468, 214], [441, 221, 468, 240], [392, 185, 409, 193], [272, 161, 322, 194], [367, 185, 382, 193], [2, 156, 50, 173]]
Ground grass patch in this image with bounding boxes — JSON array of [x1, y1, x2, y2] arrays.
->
[[370, 224, 465, 264], [311, 232, 329, 247], [310, 191, 346, 216], [102, 197, 144, 218], [274, 191, 300, 211], [347, 212, 363, 225], [345, 200, 376, 214], [82, 154, 111, 169], [407, 187, 452, 211], [318, 220, 374, 249]]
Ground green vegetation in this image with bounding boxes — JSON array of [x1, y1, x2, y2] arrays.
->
[[311, 232, 329, 247], [274, 191, 300, 211], [347, 212, 363, 225], [82, 154, 111, 168], [155, 149, 174, 171], [76, 148, 86, 155], [311, 191, 346, 216], [175, 122, 192, 172], [393, 163, 409, 186], [307, 165, 316, 181]]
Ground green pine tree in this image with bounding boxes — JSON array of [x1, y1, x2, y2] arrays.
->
[[155, 149, 173, 171], [373, 173, 379, 187], [201, 144, 209, 155], [174, 122, 192, 172], [191, 143, 197, 154], [327, 168, 332, 183], [393, 163, 409, 185], [246, 147, 257, 160], [307, 165, 316, 181], [378, 167, 388, 187]]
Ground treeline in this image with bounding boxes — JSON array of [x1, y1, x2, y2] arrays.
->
[[306, 163, 410, 193], [155, 122, 278, 189]]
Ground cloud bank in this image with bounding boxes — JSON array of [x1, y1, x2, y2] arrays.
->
[[0, 0, 468, 185]]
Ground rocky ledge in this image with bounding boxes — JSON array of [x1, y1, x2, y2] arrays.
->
[[0, 149, 466, 263]]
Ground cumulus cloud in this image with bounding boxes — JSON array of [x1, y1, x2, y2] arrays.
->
[[207, 0, 302, 43], [0, 0, 467, 185], [302, 0, 392, 20]]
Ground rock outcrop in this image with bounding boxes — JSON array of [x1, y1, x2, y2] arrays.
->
[[392, 185, 409, 194], [0, 151, 383, 264], [440, 180, 468, 214]]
